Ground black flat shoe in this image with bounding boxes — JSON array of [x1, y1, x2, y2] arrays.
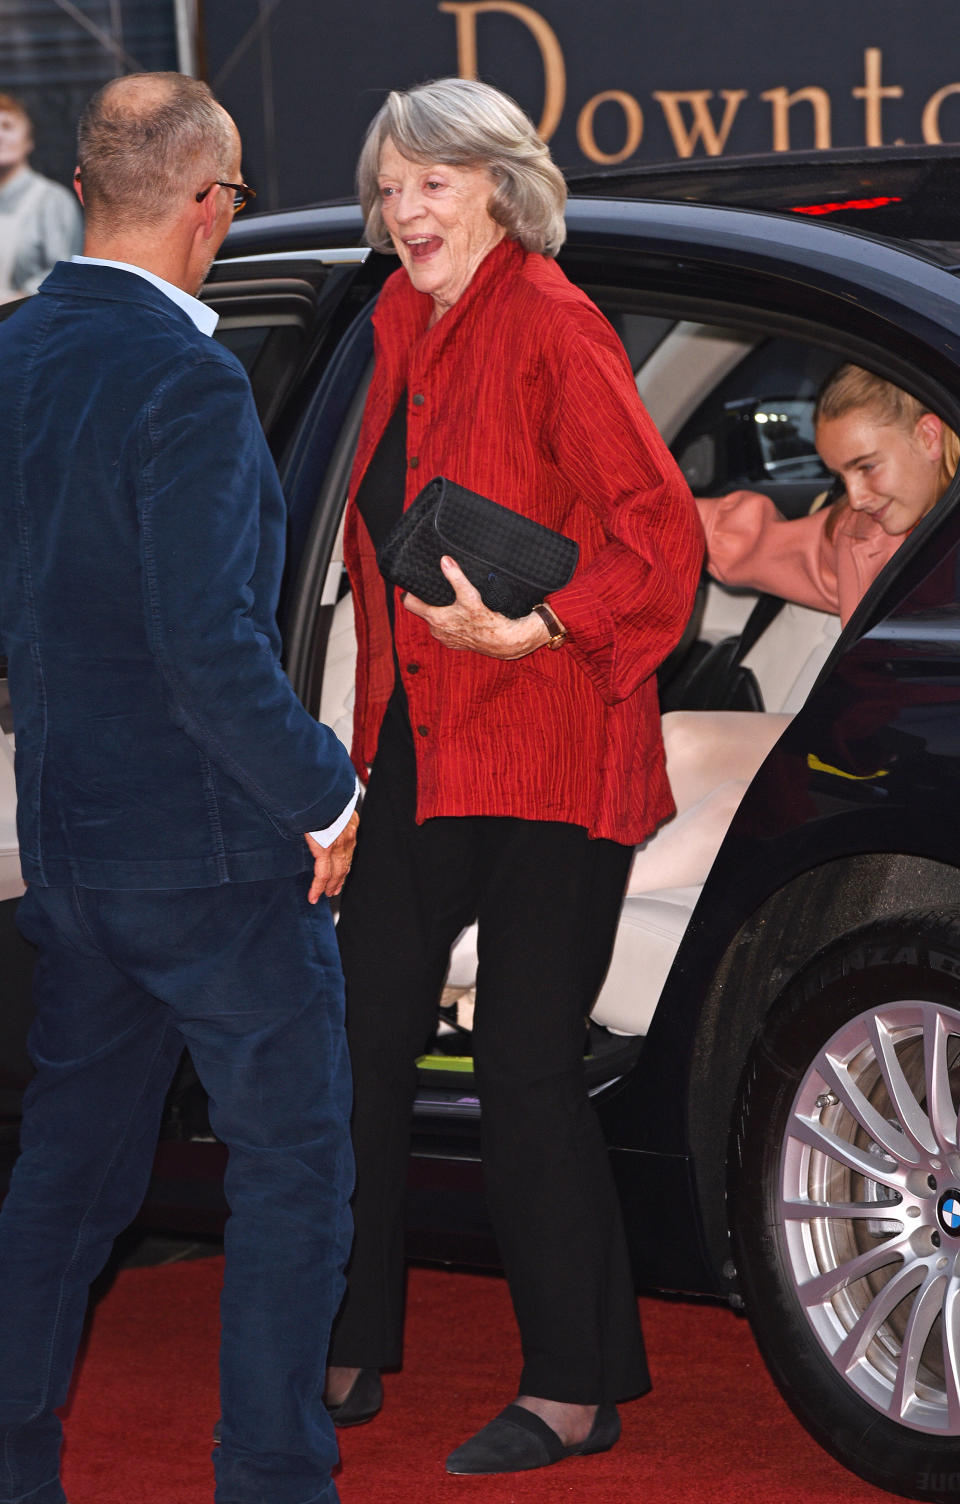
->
[[325, 1368, 383, 1428], [445, 1402, 620, 1475]]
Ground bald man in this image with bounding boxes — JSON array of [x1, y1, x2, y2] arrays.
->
[[0, 73, 357, 1504]]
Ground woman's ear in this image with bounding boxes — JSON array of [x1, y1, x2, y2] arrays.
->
[[916, 411, 944, 461]]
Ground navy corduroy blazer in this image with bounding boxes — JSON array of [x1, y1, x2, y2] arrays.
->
[[0, 261, 355, 889]]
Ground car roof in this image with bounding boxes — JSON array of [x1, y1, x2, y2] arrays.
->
[[565, 143, 960, 258], [223, 146, 960, 273], [221, 189, 960, 305]]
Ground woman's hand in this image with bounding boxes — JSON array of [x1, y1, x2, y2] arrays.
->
[[402, 556, 551, 659]]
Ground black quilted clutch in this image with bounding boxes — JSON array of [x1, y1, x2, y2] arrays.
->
[[377, 476, 579, 619]]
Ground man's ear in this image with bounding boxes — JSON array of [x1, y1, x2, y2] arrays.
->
[[198, 184, 221, 242], [73, 168, 83, 207]]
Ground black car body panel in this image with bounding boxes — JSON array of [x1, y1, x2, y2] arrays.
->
[[567, 143, 960, 248]]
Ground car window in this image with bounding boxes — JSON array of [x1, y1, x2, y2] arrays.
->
[[212, 318, 308, 430], [606, 311, 674, 370], [201, 258, 369, 434], [213, 322, 276, 371], [203, 281, 318, 429], [615, 315, 835, 513], [669, 333, 834, 504], [735, 397, 825, 482]]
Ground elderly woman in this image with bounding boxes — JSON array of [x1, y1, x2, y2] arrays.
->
[[325, 78, 703, 1475]]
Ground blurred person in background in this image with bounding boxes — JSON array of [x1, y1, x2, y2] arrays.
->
[[0, 92, 82, 302]]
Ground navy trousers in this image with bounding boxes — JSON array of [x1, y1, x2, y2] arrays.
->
[[0, 876, 353, 1504]]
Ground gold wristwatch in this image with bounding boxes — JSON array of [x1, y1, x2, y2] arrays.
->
[[532, 601, 568, 650]]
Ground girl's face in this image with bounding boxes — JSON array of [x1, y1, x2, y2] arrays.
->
[[816, 408, 945, 536]]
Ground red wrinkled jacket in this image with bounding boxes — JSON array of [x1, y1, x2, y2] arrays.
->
[[343, 238, 704, 844]]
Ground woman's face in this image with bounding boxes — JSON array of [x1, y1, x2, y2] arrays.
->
[[376, 137, 506, 319], [0, 111, 32, 173], [815, 408, 945, 536]]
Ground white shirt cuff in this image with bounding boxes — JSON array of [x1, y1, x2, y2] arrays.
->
[[309, 779, 360, 847]]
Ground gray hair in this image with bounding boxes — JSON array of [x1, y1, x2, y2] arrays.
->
[[77, 72, 235, 231], [357, 78, 567, 258]]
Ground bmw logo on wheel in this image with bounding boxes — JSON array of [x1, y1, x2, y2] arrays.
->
[[937, 1191, 960, 1236]]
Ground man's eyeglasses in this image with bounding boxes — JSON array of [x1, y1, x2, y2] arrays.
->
[[195, 180, 256, 214]]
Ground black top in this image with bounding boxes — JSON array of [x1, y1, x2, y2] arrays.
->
[[354, 393, 412, 739], [355, 394, 407, 597]]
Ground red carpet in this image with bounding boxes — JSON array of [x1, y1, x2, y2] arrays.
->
[[59, 1256, 898, 1503]]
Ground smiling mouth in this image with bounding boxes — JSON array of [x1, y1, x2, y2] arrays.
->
[[404, 236, 442, 261], [860, 500, 895, 527]]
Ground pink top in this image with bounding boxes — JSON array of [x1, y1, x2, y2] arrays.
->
[[696, 491, 903, 626]]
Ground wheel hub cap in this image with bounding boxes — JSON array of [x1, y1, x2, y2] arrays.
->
[[938, 1191, 960, 1237]]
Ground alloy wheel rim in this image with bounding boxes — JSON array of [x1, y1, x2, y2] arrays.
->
[[780, 999, 960, 1432]]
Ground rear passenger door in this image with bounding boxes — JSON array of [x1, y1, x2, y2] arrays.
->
[[201, 248, 372, 445], [200, 247, 386, 703]]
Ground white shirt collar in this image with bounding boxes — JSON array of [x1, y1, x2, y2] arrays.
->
[[71, 255, 219, 336]]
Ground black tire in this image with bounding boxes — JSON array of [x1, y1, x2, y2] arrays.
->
[[731, 912, 960, 1503]]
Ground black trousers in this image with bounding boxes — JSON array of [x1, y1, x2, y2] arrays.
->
[[329, 705, 650, 1403]]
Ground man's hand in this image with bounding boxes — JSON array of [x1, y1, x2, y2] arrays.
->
[[305, 810, 359, 903], [402, 556, 550, 659]]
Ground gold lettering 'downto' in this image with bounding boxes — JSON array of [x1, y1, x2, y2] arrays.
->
[[436, 8, 960, 166]]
